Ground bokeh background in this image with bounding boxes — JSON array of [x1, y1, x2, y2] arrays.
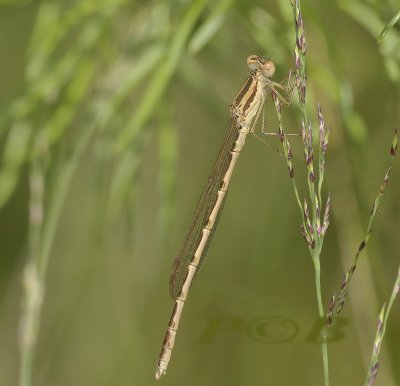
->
[[0, 0, 399, 385]]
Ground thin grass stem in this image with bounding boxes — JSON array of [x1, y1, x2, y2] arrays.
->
[[18, 125, 94, 386]]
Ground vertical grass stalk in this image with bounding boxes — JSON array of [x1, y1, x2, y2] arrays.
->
[[18, 126, 94, 386]]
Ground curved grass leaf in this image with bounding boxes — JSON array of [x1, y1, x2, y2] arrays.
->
[[378, 8, 400, 44]]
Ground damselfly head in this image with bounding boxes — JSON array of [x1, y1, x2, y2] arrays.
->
[[262, 60, 275, 78], [246, 55, 275, 78], [247, 55, 263, 71]]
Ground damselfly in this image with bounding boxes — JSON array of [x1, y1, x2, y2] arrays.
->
[[156, 55, 293, 379]]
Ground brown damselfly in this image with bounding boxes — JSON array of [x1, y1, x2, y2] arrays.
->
[[156, 55, 293, 379]]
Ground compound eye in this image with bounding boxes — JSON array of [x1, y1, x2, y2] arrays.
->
[[247, 55, 262, 71], [263, 60, 276, 78]]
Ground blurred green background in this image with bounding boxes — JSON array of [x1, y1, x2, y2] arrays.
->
[[0, 0, 399, 385]]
